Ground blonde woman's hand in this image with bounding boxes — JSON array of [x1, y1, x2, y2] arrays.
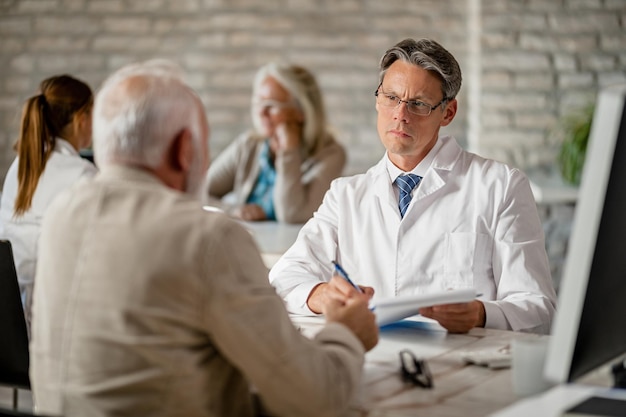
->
[[233, 204, 267, 221]]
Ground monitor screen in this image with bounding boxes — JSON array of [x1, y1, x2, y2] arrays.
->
[[545, 84, 626, 384]]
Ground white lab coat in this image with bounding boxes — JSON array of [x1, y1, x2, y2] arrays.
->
[[270, 136, 557, 334], [0, 138, 97, 328]]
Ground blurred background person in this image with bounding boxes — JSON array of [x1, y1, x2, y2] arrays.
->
[[205, 62, 346, 224], [0, 74, 97, 330]]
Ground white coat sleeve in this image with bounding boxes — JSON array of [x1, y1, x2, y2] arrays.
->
[[269, 180, 344, 315], [484, 169, 557, 334]]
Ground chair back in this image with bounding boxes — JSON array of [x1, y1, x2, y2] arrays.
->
[[0, 240, 30, 390]]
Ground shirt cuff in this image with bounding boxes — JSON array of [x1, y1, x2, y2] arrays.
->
[[482, 300, 510, 331]]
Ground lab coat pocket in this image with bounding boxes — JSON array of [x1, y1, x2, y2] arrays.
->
[[443, 232, 490, 287]]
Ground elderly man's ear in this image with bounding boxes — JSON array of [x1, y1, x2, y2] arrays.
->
[[168, 128, 194, 172]]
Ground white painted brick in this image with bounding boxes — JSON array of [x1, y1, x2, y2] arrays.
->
[[558, 72, 594, 88], [548, 13, 619, 33], [93, 36, 161, 52], [370, 16, 430, 31], [482, 112, 511, 128], [153, 19, 175, 34], [0, 38, 25, 53], [553, 53, 578, 71], [87, 0, 124, 13], [285, 0, 319, 12], [10, 55, 35, 73], [482, 92, 548, 111], [167, 0, 202, 12], [519, 34, 559, 51], [0, 97, 20, 111], [29, 36, 89, 52], [601, 33, 626, 51], [482, 71, 513, 89], [514, 73, 554, 90], [103, 17, 152, 34], [514, 112, 558, 129], [127, 0, 166, 13], [484, 52, 551, 70], [291, 34, 353, 49], [0, 17, 31, 34], [598, 71, 626, 87], [59, 0, 87, 12], [566, 0, 603, 9], [34, 17, 100, 34], [196, 33, 227, 48], [4, 75, 32, 94], [483, 14, 548, 31], [558, 91, 597, 114], [482, 33, 516, 49], [605, 0, 626, 9], [16, 0, 57, 12], [556, 34, 598, 53], [37, 55, 105, 73], [580, 54, 617, 71], [526, 0, 566, 11]]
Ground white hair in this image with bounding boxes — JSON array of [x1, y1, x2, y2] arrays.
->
[[93, 59, 203, 169]]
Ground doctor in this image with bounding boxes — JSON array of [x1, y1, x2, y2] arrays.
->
[[269, 38, 557, 334]]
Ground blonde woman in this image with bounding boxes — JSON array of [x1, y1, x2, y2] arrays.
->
[[205, 63, 346, 224], [0, 74, 97, 329]]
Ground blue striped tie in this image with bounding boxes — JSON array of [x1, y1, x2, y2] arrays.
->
[[395, 174, 422, 218]]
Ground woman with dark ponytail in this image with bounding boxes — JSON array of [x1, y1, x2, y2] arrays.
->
[[0, 74, 97, 330]]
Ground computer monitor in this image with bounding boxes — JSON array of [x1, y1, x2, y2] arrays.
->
[[544, 83, 626, 384]]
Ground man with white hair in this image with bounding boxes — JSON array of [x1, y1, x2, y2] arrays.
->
[[29, 61, 378, 417]]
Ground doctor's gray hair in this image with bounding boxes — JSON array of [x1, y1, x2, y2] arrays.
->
[[93, 59, 203, 168], [251, 62, 327, 156], [379, 38, 462, 101]]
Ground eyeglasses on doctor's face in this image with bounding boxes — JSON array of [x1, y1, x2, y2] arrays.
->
[[399, 349, 433, 389], [375, 83, 447, 117]]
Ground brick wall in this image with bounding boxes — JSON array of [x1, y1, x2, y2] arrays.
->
[[472, 0, 626, 168], [2, 0, 624, 180], [0, 0, 472, 180]]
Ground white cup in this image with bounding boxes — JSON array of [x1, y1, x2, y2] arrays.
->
[[511, 337, 555, 398]]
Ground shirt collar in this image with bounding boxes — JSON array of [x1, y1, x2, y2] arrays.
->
[[385, 137, 443, 183], [54, 137, 80, 156]]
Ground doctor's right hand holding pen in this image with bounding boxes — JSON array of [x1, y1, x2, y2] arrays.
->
[[308, 261, 378, 351], [306, 261, 375, 315]]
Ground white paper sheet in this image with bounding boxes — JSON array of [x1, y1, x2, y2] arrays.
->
[[374, 288, 479, 327]]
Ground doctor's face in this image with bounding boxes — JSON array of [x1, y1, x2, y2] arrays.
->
[[376, 60, 457, 172]]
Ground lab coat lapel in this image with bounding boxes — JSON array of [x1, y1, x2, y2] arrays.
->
[[409, 136, 463, 205], [370, 158, 402, 217]]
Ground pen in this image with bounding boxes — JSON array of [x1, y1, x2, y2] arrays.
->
[[332, 261, 363, 293]]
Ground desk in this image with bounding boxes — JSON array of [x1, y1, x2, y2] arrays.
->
[[293, 316, 537, 417], [240, 221, 303, 267]]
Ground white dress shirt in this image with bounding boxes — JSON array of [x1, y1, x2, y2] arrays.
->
[[270, 136, 557, 334], [0, 138, 97, 327]]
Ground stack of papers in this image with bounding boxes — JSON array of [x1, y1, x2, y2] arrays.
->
[[374, 288, 479, 327]]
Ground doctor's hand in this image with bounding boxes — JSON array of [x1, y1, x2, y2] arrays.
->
[[322, 285, 379, 352], [306, 276, 375, 315], [419, 300, 486, 334]]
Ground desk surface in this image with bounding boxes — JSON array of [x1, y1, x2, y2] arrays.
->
[[241, 221, 303, 267], [293, 316, 539, 417]]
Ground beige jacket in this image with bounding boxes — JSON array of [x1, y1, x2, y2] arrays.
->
[[30, 166, 364, 417], [205, 131, 346, 223]]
